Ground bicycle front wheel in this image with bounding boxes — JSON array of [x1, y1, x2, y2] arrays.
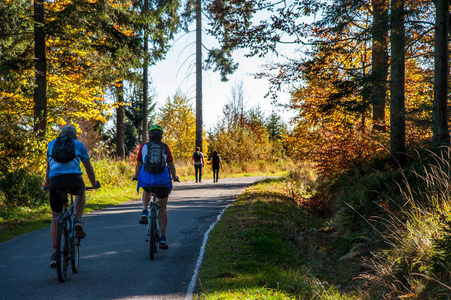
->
[[71, 237, 80, 273], [56, 221, 70, 282], [149, 209, 157, 260]]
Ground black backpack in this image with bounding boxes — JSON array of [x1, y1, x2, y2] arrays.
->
[[193, 152, 201, 162], [52, 136, 76, 163], [143, 142, 166, 174]]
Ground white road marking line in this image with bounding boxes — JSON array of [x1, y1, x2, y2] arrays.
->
[[185, 203, 231, 300]]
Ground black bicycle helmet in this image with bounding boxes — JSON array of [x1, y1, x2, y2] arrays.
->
[[148, 124, 163, 141]]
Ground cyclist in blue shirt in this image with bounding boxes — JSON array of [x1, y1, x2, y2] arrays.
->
[[45, 125, 99, 268]]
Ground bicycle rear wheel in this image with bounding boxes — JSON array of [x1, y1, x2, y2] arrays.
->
[[56, 221, 70, 282], [71, 237, 80, 273], [149, 209, 157, 260]]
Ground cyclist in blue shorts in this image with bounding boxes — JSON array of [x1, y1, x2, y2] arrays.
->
[[133, 125, 179, 249]]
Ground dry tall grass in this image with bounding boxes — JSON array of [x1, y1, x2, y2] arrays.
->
[[174, 159, 293, 180], [359, 149, 451, 299]]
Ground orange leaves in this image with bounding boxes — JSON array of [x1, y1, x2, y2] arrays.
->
[[113, 22, 136, 37], [286, 55, 433, 177]]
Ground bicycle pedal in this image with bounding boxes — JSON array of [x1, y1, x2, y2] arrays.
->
[[75, 232, 86, 239]]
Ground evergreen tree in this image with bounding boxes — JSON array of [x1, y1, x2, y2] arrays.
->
[[389, 0, 407, 166], [432, 0, 450, 147]]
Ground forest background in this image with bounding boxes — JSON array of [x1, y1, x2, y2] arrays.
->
[[1, 0, 451, 298]]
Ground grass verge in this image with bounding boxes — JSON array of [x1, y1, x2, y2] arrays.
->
[[194, 177, 358, 299]]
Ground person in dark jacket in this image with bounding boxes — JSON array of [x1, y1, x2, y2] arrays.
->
[[210, 150, 223, 183], [190, 147, 204, 183]]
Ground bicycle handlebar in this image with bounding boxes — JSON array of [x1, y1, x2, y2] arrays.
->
[[43, 181, 101, 191]]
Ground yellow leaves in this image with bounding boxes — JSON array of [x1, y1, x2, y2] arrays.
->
[[111, 102, 130, 109], [156, 92, 197, 160], [113, 22, 137, 37], [47, 0, 74, 14]]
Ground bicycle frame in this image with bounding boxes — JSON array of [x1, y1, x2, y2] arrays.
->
[[146, 193, 161, 260], [56, 194, 75, 239], [54, 190, 78, 282], [53, 187, 96, 282]]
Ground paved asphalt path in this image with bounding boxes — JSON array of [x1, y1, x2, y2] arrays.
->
[[0, 176, 268, 300]]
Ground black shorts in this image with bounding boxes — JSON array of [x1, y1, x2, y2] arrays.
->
[[49, 174, 85, 212], [143, 186, 171, 198]]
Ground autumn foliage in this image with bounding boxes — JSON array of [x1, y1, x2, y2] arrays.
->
[[280, 40, 434, 178]]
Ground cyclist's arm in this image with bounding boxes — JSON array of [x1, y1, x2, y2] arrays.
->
[[82, 160, 97, 187], [167, 161, 177, 180], [45, 160, 50, 187], [134, 161, 143, 179]]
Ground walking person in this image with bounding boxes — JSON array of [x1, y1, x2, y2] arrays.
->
[[210, 150, 223, 183], [134, 124, 179, 249], [190, 146, 204, 183], [45, 125, 100, 268]]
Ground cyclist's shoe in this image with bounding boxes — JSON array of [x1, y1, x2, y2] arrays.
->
[[49, 253, 57, 269], [74, 220, 86, 239], [160, 240, 169, 250], [139, 209, 148, 224]]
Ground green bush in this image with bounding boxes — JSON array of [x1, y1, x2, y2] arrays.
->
[[0, 168, 47, 207], [87, 158, 135, 188]]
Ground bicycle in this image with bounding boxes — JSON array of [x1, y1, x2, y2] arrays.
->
[[146, 189, 161, 260], [133, 176, 179, 260], [49, 186, 98, 282]]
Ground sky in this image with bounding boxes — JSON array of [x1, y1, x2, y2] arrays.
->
[[147, 28, 297, 131]]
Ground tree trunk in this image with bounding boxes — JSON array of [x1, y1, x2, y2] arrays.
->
[[389, 0, 407, 166], [371, 0, 389, 132], [195, 0, 203, 150], [432, 0, 450, 147], [142, 0, 149, 144], [116, 81, 125, 158], [33, 0, 47, 136]]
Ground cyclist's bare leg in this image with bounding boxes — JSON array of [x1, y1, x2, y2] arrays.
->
[[158, 197, 168, 236], [51, 211, 61, 247], [74, 191, 86, 221], [142, 190, 152, 210]]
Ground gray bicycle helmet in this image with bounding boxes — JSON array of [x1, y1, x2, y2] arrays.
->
[[60, 125, 77, 139]]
